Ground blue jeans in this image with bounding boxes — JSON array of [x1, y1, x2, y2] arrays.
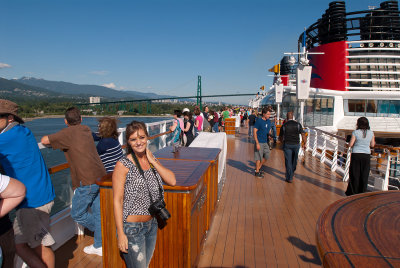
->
[[71, 184, 102, 248], [122, 218, 158, 268], [248, 125, 254, 137], [212, 123, 219, 133], [283, 144, 300, 182]]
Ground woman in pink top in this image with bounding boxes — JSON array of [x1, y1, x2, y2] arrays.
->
[[194, 106, 203, 136]]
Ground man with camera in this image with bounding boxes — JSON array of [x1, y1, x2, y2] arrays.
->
[[41, 107, 106, 256]]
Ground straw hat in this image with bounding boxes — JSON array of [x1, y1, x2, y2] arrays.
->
[[0, 99, 24, 123]]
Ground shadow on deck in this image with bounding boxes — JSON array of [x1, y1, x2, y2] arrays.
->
[[56, 128, 348, 267]]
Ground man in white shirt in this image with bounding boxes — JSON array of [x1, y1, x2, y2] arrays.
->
[[0, 174, 26, 217], [0, 174, 26, 268]]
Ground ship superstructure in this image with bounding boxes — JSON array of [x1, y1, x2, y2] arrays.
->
[[258, 1, 400, 142]]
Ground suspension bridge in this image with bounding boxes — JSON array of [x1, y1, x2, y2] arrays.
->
[[76, 76, 256, 114]]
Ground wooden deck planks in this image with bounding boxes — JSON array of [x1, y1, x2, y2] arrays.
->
[[56, 127, 347, 267], [55, 234, 102, 268], [198, 129, 347, 268]]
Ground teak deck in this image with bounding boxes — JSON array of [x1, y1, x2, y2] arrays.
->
[[55, 128, 348, 267]]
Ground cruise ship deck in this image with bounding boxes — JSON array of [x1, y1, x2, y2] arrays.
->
[[55, 128, 347, 267]]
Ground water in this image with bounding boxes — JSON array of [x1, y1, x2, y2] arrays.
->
[[24, 116, 171, 215], [26, 116, 171, 142]]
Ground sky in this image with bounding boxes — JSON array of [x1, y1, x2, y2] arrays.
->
[[0, 0, 386, 105]]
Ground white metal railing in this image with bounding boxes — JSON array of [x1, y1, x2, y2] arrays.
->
[[303, 127, 397, 191], [117, 119, 175, 151]]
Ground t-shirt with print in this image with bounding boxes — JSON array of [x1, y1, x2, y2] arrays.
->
[[49, 124, 106, 189], [253, 118, 272, 144]]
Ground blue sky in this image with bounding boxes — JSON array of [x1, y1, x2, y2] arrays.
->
[[0, 0, 385, 104]]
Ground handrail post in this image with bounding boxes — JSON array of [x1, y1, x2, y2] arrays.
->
[[312, 129, 318, 157], [343, 147, 352, 182], [305, 129, 310, 152], [160, 121, 167, 150], [118, 127, 125, 146], [320, 133, 326, 163], [299, 131, 304, 157], [331, 139, 338, 172], [381, 149, 391, 191]]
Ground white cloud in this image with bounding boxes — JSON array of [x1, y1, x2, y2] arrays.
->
[[119, 86, 126, 90], [90, 70, 109, 75], [0, 63, 11, 69], [102, 82, 116, 89]]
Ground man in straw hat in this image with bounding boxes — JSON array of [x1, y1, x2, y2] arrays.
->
[[0, 99, 56, 268]]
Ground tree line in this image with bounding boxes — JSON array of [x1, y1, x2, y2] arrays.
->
[[16, 100, 226, 119]]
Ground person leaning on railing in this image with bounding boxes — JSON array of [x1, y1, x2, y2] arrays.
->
[[0, 99, 56, 268], [182, 111, 195, 147], [113, 121, 176, 268], [41, 107, 106, 257], [92, 117, 124, 173], [345, 117, 375, 196]]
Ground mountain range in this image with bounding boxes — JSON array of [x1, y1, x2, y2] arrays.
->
[[0, 77, 180, 103]]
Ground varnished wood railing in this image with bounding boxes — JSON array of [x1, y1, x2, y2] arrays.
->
[[45, 130, 172, 175], [97, 148, 220, 268]]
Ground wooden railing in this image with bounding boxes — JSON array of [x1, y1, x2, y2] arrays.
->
[[97, 146, 221, 268], [44, 130, 172, 175]]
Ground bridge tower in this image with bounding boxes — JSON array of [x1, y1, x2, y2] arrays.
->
[[196, 75, 202, 110]]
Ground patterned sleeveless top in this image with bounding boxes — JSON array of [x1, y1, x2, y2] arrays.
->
[[119, 156, 164, 222]]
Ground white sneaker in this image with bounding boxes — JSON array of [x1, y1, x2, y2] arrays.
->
[[83, 244, 102, 256]]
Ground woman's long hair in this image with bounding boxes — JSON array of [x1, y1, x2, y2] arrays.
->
[[356, 117, 370, 138], [125, 121, 149, 155]]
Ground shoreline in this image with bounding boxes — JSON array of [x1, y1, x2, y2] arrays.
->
[[23, 114, 172, 122]]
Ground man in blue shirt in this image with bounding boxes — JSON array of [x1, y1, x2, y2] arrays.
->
[[253, 107, 272, 178], [0, 99, 55, 268]]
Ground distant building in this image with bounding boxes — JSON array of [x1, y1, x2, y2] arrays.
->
[[90, 96, 101, 104]]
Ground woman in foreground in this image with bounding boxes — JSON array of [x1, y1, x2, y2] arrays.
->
[[113, 121, 176, 268]]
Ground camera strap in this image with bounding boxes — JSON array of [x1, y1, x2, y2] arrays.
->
[[130, 152, 164, 203]]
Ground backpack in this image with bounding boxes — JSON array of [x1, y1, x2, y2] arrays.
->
[[202, 113, 211, 132], [173, 119, 182, 143], [280, 121, 301, 142]]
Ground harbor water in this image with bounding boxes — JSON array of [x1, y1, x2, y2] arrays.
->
[[25, 116, 171, 215]]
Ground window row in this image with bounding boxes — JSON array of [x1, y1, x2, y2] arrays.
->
[[344, 99, 400, 117]]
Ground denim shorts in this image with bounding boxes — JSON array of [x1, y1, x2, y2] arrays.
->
[[122, 218, 158, 268]]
